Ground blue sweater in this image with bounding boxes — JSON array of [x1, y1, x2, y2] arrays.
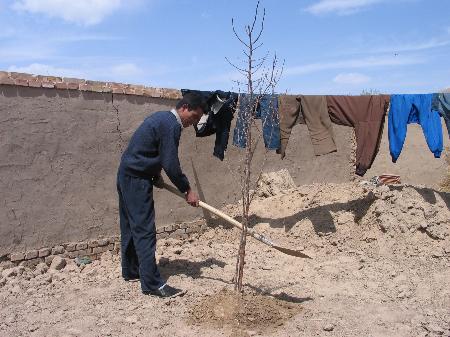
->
[[119, 111, 190, 193]]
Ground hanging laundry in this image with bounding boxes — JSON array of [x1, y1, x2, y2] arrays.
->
[[431, 93, 450, 139], [388, 94, 443, 163], [298, 95, 337, 156], [233, 93, 280, 150], [327, 95, 390, 176], [277, 95, 302, 159], [181, 89, 237, 160]]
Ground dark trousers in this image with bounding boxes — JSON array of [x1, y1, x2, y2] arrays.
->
[[117, 172, 165, 292]]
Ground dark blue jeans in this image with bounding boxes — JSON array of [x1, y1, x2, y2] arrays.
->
[[233, 94, 280, 150], [117, 172, 165, 292]]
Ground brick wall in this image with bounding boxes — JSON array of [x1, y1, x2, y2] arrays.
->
[[5, 220, 207, 266], [0, 70, 182, 99]]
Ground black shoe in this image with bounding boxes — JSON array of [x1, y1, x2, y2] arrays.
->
[[143, 284, 186, 298], [123, 275, 140, 282]]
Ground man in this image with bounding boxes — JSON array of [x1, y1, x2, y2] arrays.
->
[[117, 93, 207, 297]]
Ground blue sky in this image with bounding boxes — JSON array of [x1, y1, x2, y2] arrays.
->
[[0, 0, 449, 94]]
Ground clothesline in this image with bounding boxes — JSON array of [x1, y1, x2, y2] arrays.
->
[[181, 90, 450, 177]]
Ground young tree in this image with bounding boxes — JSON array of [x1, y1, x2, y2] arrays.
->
[[226, 1, 283, 292]]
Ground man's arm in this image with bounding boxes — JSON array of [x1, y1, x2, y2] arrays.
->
[[159, 124, 190, 193]]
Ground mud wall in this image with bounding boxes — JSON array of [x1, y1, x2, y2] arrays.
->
[[1, 80, 448, 256]]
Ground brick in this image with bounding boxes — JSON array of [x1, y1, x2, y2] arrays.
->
[[86, 80, 105, 86], [0, 76, 15, 85], [79, 83, 93, 91], [169, 229, 186, 239], [124, 86, 135, 95], [62, 77, 85, 84], [66, 82, 80, 90], [41, 81, 55, 89], [10, 252, 25, 262], [112, 87, 125, 94], [55, 82, 68, 89], [157, 232, 169, 239], [9, 72, 30, 79], [109, 236, 119, 243], [164, 224, 175, 232], [36, 75, 61, 82], [98, 238, 109, 247], [14, 78, 29, 86], [162, 88, 182, 100], [28, 80, 41, 88], [25, 250, 39, 260], [38, 248, 51, 257], [143, 87, 162, 98], [102, 86, 112, 93], [178, 223, 189, 229], [90, 85, 104, 93], [185, 227, 199, 234], [88, 240, 99, 248], [92, 246, 108, 254], [66, 243, 77, 252], [67, 248, 92, 259], [52, 246, 65, 255], [76, 242, 88, 250]]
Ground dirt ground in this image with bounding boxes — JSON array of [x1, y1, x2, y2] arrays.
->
[[1, 175, 450, 337]]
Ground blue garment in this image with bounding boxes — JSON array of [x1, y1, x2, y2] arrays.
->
[[233, 94, 280, 150], [432, 93, 450, 139], [117, 172, 164, 292], [119, 111, 190, 193], [388, 94, 443, 163]]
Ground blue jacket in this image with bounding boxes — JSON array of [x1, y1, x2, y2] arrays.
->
[[388, 94, 443, 163], [118, 111, 190, 193]]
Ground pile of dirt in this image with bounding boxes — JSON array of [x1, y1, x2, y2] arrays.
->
[[254, 169, 296, 198], [361, 184, 449, 241], [190, 288, 300, 334]]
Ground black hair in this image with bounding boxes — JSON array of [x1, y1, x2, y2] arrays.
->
[[176, 92, 208, 113]]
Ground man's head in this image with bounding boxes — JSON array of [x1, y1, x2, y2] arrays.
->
[[176, 93, 208, 128]]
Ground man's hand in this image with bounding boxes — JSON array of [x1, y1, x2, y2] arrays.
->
[[152, 175, 164, 189], [185, 188, 199, 207]]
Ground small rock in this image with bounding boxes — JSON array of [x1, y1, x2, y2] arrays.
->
[[50, 256, 66, 271], [0, 277, 6, 287], [323, 323, 335, 332]]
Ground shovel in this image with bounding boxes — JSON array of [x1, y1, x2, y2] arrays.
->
[[162, 183, 312, 259]]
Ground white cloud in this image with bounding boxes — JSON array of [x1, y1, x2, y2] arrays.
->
[[305, 0, 384, 15], [284, 55, 422, 76], [333, 72, 371, 84], [110, 63, 141, 77], [12, 0, 122, 25], [371, 38, 450, 54], [7, 63, 85, 77]]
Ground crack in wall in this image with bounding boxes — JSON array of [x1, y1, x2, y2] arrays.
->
[[111, 93, 124, 153]]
